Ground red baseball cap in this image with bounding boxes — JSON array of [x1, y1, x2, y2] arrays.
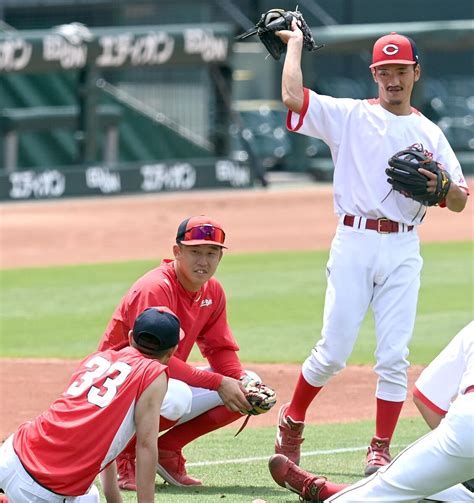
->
[[370, 32, 419, 68], [176, 215, 227, 248]]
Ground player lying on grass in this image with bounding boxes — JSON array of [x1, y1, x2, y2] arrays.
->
[[269, 321, 474, 502], [0, 307, 180, 503]]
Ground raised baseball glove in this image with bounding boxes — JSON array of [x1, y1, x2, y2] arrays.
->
[[236, 8, 323, 60], [386, 144, 452, 206], [239, 375, 277, 415]]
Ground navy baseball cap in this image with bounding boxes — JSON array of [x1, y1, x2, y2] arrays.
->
[[132, 307, 184, 352], [370, 32, 419, 68]]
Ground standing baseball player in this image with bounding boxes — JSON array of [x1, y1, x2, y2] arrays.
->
[[98, 215, 265, 490], [268, 321, 474, 501], [0, 306, 180, 503], [273, 25, 469, 475]]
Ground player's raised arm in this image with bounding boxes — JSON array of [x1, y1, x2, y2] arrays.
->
[[277, 19, 305, 113]]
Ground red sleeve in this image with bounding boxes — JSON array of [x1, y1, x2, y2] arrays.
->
[[207, 348, 244, 380], [167, 356, 223, 390], [286, 87, 310, 132], [413, 385, 448, 416]]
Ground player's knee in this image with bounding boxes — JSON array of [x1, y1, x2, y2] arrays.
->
[[85, 484, 100, 502], [303, 353, 345, 385], [311, 350, 346, 374], [161, 379, 193, 420], [243, 369, 261, 382]]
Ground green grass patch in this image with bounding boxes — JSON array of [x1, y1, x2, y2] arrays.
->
[[98, 417, 429, 502], [1, 242, 472, 363]]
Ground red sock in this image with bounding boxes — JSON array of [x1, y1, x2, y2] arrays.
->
[[159, 405, 241, 451], [375, 398, 404, 440], [286, 372, 322, 422], [319, 481, 349, 500]]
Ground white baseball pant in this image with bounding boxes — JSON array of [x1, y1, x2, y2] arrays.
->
[[170, 368, 261, 425], [326, 392, 474, 502], [303, 222, 422, 401], [0, 435, 99, 503]]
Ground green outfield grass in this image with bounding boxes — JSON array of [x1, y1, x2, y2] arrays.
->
[[0, 241, 472, 363], [98, 417, 429, 502], [0, 241, 471, 502]]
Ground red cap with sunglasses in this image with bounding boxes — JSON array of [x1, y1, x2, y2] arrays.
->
[[176, 215, 227, 248]]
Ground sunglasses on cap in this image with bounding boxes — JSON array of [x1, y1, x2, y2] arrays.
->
[[180, 224, 226, 245]]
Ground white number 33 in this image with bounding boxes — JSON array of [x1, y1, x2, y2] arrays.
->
[[66, 355, 131, 408]]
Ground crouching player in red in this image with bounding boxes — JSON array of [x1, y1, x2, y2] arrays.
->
[[98, 215, 261, 489], [0, 306, 181, 502]]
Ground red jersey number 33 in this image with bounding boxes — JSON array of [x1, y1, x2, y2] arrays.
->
[[66, 355, 132, 408]]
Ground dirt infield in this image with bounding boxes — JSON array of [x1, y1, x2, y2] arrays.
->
[[0, 359, 424, 440], [0, 183, 472, 439]]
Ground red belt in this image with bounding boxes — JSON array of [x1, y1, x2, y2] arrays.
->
[[343, 215, 414, 234], [465, 385, 474, 394]]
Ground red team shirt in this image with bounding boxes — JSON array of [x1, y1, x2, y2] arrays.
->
[[98, 260, 244, 389], [13, 347, 168, 496]]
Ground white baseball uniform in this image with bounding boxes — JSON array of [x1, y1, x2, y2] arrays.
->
[[288, 88, 469, 401], [324, 321, 474, 502]]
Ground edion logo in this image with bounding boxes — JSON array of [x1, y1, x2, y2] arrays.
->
[[9, 170, 65, 199], [382, 44, 399, 56]]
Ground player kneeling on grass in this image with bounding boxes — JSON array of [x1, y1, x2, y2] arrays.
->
[[0, 306, 180, 503], [268, 321, 474, 502]]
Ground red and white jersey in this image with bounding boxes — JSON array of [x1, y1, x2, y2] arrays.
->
[[98, 259, 243, 388], [13, 346, 168, 496], [287, 88, 469, 225]]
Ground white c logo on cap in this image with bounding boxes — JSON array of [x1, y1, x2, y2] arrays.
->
[[382, 44, 399, 56]]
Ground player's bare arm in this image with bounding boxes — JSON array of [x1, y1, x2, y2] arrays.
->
[[218, 375, 252, 413], [419, 167, 467, 212], [276, 20, 305, 114], [135, 372, 168, 503], [100, 462, 123, 503], [442, 182, 467, 212], [413, 394, 444, 429]]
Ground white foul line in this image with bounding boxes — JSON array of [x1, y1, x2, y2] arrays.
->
[[187, 444, 404, 467]]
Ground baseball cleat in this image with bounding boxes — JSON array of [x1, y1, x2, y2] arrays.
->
[[275, 402, 305, 465], [268, 454, 326, 501], [364, 435, 392, 476], [116, 453, 137, 491], [156, 449, 202, 486]]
